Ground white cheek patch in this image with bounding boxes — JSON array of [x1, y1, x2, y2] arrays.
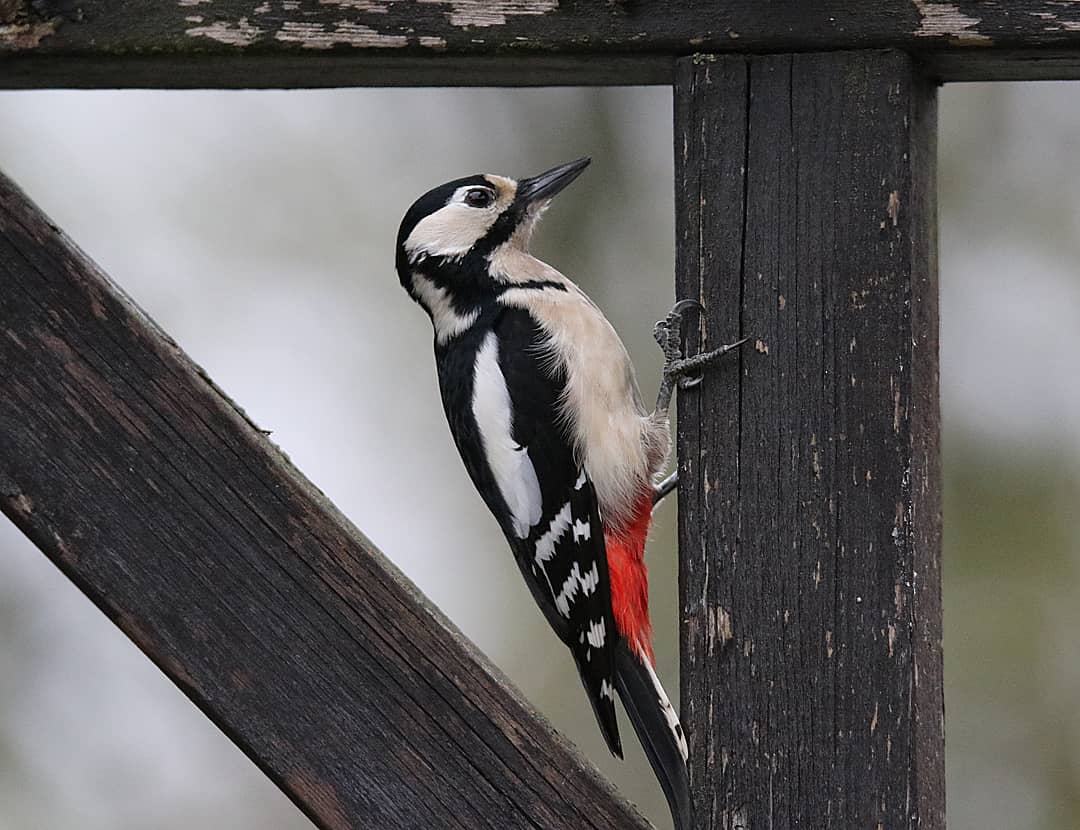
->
[[405, 186, 501, 261], [472, 332, 543, 538]]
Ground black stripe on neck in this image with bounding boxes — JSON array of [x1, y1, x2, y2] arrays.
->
[[496, 280, 568, 294]]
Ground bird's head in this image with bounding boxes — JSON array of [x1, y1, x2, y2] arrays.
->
[[395, 157, 590, 294]]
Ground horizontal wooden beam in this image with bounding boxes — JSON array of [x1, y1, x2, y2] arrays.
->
[[3, 0, 1080, 86], [0, 170, 651, 830]]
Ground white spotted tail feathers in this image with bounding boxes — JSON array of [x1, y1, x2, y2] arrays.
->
[[614, 640, 692, 830]]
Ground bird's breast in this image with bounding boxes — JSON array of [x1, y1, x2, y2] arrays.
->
[[497, 273, 665, 531]]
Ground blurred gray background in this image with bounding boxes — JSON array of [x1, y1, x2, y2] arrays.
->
[[0, 83, 1077, 829]]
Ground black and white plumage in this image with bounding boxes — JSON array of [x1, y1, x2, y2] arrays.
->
[[396, 159, 693, 830], [433, 303, 622, 752]]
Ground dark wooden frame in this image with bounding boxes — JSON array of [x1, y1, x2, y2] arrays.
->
[[675, 51, 942, 829], [9, 1, 1070, 826], [5, 1, 1080, 86]]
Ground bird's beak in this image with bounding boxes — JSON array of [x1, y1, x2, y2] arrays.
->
[[516, 157, 591, 207]]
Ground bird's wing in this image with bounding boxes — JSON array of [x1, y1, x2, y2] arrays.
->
[[519, 466, 622, 757], [463, 305, 622, 757]]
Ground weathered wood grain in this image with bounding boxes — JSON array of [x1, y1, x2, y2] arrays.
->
[[4, 0, 1080, 86], [0, 170, 652, 830], [674, 50, 944, 829]]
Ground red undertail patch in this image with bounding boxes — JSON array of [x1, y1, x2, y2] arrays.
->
[[605, 493, 655, 663]]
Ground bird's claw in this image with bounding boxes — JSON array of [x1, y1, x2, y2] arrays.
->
[[653, 299, 705, 364], [670, 298, 705, 316], [653, 300, 745, 415]]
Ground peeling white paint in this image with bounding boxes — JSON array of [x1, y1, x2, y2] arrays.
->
[[887, 189, 900, 226], [706, 605, 733, 655], [187, 17, 264, 46], [177, 0, 212, 6], [912, 1, 993, 44], [1030, 10, 1080, 32], [275, 20, 407, 48], [318, 0, 393, 11], [0, 20, 57, 51], [417, 0, 558, 28], [723, 805, 750, 830], [418, 35, 448, 48]]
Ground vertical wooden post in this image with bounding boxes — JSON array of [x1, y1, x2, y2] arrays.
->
[[674, 51, 943, 828]]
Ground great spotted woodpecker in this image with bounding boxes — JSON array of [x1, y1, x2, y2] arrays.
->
[[395, 158, 742, 830]]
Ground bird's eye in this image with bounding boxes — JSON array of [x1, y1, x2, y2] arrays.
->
[[464, 188, 494, 208]]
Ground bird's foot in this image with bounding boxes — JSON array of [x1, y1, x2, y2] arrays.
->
[[653, 300, 747, 415]]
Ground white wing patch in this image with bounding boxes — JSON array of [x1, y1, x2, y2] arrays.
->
[[639, 646, 689, 761], [472, 332, 542, 538], [404, 188, 500, 262]]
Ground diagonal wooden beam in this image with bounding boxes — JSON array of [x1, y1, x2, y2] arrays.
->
[[3, 0, 1080, 86], [0, 170, 652, 830], [674, 50, 944, 828]]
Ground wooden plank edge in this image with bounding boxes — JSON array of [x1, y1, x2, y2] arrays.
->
[[0, 169, 652, 830]]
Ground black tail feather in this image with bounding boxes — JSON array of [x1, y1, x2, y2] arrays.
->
[[614, 640, 692, 830], [574, 654, 623, 759]]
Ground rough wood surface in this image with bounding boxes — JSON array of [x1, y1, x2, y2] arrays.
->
[[0, 170, 652, 830], [4, 0, 1080, 86], [674, 50, 944, 829]]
